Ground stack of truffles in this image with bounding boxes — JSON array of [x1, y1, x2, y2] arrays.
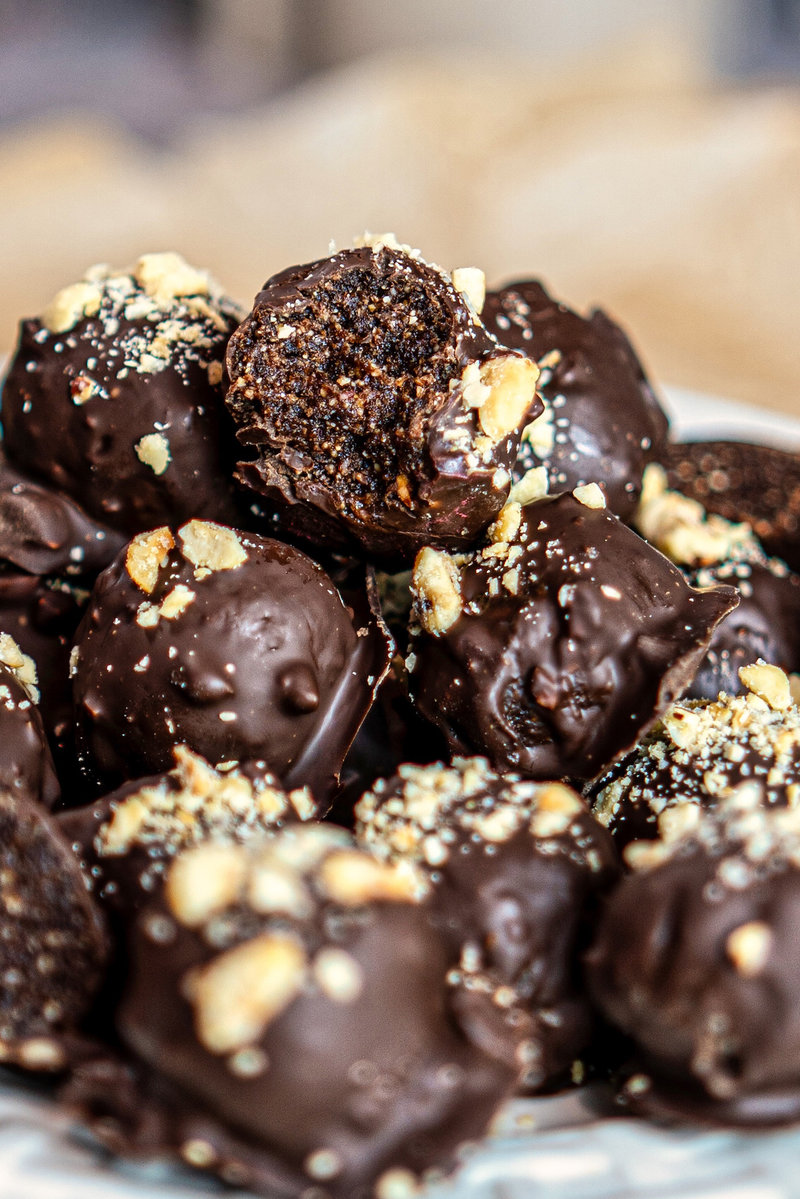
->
[[1, 236, 800, 1197]]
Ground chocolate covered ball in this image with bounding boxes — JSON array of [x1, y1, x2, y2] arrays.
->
[[0, 633, 59, 807], [0, 789, 107, 1071], [592, 663, 800, 850], [0, 456, 126, 579], [635, 464, 800, 700], [408, 490, 738, 780], [59, 746, 319, 922], [226, 237, 541, 564], [70, 825, 518, 1197], [0, 457, 128, 776], [664, 439, 800, 574], [1, 253, 243, 536], [72, 520, 391, 797], [587, 787, 800, 1125], [355, 757, 619, 1090], [480, 280, 669, 520]]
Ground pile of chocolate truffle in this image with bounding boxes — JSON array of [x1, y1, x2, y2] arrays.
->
[[1, 236, 800, 1198]]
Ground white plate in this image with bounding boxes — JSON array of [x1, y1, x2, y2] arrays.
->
[[0, 387, 799, 1199]]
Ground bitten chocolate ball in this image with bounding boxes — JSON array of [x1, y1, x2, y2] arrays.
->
[[59, 745, 320, 922], [0, 789, 107, 1071], [635, 465, 800, 700], [355, 757, 619, 1090], [592, 663, 800, 850], [226, 237, 541, 564], [0, 634, 59, 807], [480, 280, 669, 520], [68, 826, 517, 1197], [587, 788, 800, 1125], [1, 253, 243, 536], [664, 439, 800, 574], [72, 520, 391, 797], [408, 490, 738, 780]]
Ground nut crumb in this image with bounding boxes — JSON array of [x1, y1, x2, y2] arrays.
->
[[178, 521, 247, 575], [125, 527, 175, 594]]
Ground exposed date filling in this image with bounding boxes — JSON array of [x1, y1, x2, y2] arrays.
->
[[229, 260, 461, 512]]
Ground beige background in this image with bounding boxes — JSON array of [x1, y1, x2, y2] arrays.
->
[[1, 36, 799, 419]]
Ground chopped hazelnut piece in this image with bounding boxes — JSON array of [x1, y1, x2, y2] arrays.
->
[[739, 662, 793, 712], [411, 547, 463, 636], [476, 356, 539, 444], [451, 266, 486, 317], [192, 932, 307, 1054], [135, 432, 172, 476], [726, 920, 773, 977], [166, 843, 248, 928], [572, 482, 606, 510], [178, 521, 248, 575], [125, 528, 175, 594], [42, 279, 103, 334], [0, 633, 39, 703], [319, 850, 423, 906]]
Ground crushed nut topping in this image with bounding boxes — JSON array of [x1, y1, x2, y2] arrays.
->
[[572, 482, 606, 510], [726, 920, 773, 978], [594, 664, 800, 832], [178, 521, 248, 576], [135, 432, 172, 476], [635, 464, 759, 567], [97, 747, 298, 891], [0, 634, 40, 704], [125, 527, 175, 594], [191, 932, 307, 1054], [356, 758, 594, 874], [411, 547, 463, 636]]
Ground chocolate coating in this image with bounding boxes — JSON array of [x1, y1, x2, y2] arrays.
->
[[685, 556, 800, 700], [0, 457, 126, 578], [664, 439, 800, 573], [226, 241, 541, 564], [409, 493, 739, 780], [75, 826, 517, 1197], [1, 254, 243, 536], [72, 522, 391, 798], [356, 758, 619, 1090], [58, 746, 319, 923], [0, 635, 59, 807], [592, 672, 800, 850], [633, 464, 800, 701], [0, 789, 107, 1070], [587, 791, 800, 1125], [481, 280, 669, 520]]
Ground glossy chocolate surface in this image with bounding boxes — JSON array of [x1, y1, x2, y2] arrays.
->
[[685, 556, 800, 700], [481, 280, 669, 520], [73, 827, 517, 1197], [1, 255, 243, 536], [72, 522, 391, 798], [587, 792, 800, 1125], [0, 640, 59, 807], [409, 493, 738, 780], [356, 758, 619, 1090], [0, 789, 107, 1069]]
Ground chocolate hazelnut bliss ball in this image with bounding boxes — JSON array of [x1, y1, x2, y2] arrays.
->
[[225, 236, 541, 564], [1, 253, 243, 535], [71, 520, 391, 798]]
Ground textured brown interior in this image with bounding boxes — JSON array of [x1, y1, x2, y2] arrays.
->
[[236, 263, 461, 507]]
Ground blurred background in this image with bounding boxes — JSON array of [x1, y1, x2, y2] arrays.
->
[[0, 0, 799, 416]]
